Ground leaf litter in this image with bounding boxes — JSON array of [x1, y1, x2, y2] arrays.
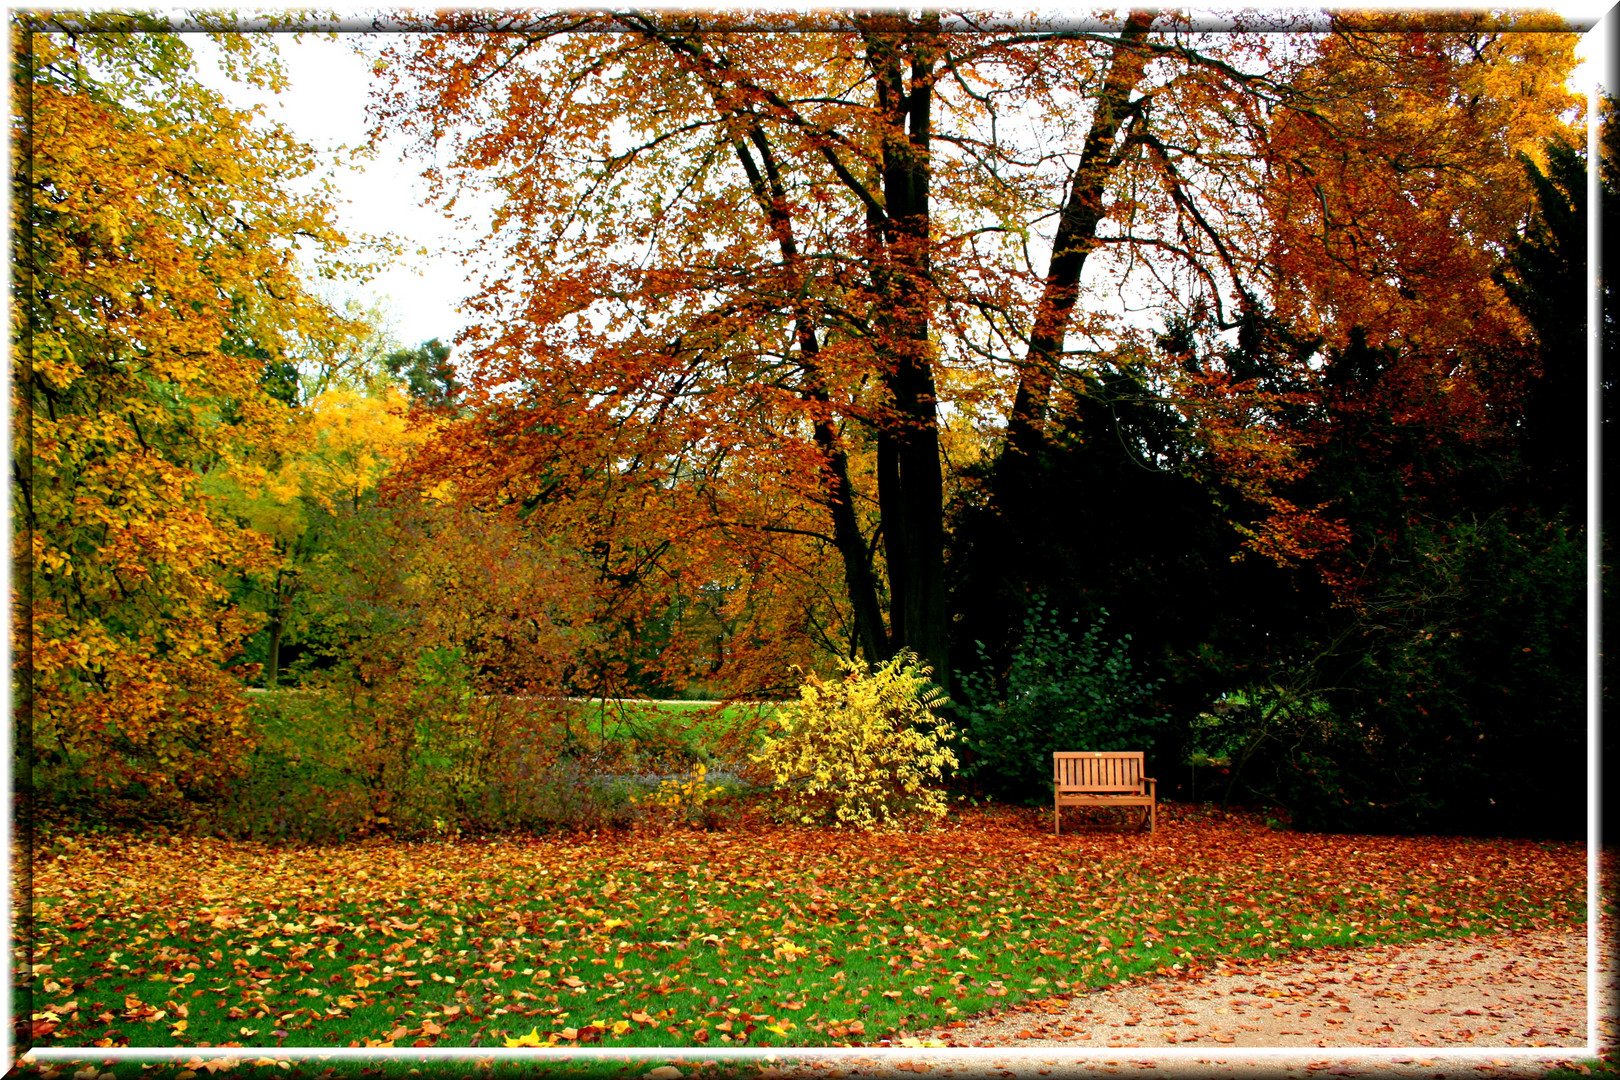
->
[[26, 806, 1587, 1056]]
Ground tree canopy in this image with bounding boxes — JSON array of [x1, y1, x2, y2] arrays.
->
[[370, 10, 1580, 695], [14, 18, 372, 797]]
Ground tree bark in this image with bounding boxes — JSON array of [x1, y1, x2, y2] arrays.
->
[[863, 16, 951, 691], [1004, 10, 1155, 465]]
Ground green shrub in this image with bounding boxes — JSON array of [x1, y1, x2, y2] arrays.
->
[[1275, 513, 1585, 837], [955, 598, 1164, 801], [212, 679, 636, 838], [752, 651, 957, 829]]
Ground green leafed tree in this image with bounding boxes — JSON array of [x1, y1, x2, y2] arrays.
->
[[384, 337, 463, 412]]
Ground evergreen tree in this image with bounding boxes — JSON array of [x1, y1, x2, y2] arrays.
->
[[384, 338, 462, 411]]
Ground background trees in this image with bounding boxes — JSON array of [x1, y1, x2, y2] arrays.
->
[[15, 12, 1592, 839], [13, 21, 371, 802], [372, 12, 1579, 706]]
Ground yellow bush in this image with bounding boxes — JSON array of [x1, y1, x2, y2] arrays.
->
[[752, 651, 957, 829]]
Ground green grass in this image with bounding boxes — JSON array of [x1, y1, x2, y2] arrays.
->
[[567, 699, 779, 761], [16, 1051, 1613, 1080], [17, 1057, 759, 1080]]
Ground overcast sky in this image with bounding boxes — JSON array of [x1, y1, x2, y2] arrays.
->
[[194, 33, 485, 353], [199, 6, 1615, 363]]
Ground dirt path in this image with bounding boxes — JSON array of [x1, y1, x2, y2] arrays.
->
[[743, 924, 1612, 1079]]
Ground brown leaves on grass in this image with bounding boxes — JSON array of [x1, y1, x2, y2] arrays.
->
[[27, 806, 1585, 1052]]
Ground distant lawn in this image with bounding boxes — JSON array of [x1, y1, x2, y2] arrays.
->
[[248, 691, 776, 761], [29, 804, 1586, 1065], [568, 698, 780, 761]]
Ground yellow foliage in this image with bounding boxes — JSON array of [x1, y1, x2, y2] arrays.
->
[[14, 23, 370, 799], [752, 651, 957, 830], [258, 385, 433, 515]]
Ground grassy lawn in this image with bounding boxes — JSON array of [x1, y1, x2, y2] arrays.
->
[[565, 699, 779, 765], [245, 693, 775, 776], [26, 803, 1586, 1071]]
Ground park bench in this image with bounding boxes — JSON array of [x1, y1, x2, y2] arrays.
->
[[1053, 751, 1156, 835]]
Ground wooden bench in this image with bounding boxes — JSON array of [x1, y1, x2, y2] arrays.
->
[[1053, 751, 1156, 834]]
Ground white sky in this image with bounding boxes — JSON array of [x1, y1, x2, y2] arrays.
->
[[197, 6, 1614, 360], [195, 33, 489, 353]]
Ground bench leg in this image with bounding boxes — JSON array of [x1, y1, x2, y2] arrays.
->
[[1054, 803, 1061, 836]]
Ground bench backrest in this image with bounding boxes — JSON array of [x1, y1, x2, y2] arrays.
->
[[1054, 751, 1145, 791]]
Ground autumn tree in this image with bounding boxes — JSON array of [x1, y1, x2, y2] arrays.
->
[[205, 378, 435, 686], [12, 17, 369, 801], [372, 11, 1581, 696], [1126, 108, 1597, 831]]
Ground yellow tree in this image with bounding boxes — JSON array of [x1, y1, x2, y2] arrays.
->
[[206, 380, 436, 686], [13, 17, 369, 800]]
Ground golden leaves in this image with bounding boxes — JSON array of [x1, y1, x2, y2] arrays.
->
[[1264, 22, 1580, 353], [18, 29, 372, 800]]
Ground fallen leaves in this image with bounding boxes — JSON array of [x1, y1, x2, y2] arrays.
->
[[27, 806, 1588, 1052]]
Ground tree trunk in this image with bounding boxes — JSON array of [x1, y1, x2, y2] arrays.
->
[[265, 569, 293, 688], [814, 414, 891, 664], [863, 16, 951, 691], [265, 609, 283, 689], [1003, 10, 1155, 466], [701, 69, 894, 668]]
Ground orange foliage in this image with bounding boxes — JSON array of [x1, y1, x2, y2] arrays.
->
[[363, 12, 1583, 685], [1263, 14, 1578, 358]]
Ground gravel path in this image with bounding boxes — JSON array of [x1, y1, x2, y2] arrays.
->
[[928, 925, 1598, 1051], [738, 923, 1613, 1080]]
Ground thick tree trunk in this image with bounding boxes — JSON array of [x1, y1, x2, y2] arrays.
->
[[864, 17, 952, 691], [1003, 10, 1155, 466]]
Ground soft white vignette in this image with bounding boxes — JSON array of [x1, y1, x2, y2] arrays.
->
[[3, 0, 1614, 1070]]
